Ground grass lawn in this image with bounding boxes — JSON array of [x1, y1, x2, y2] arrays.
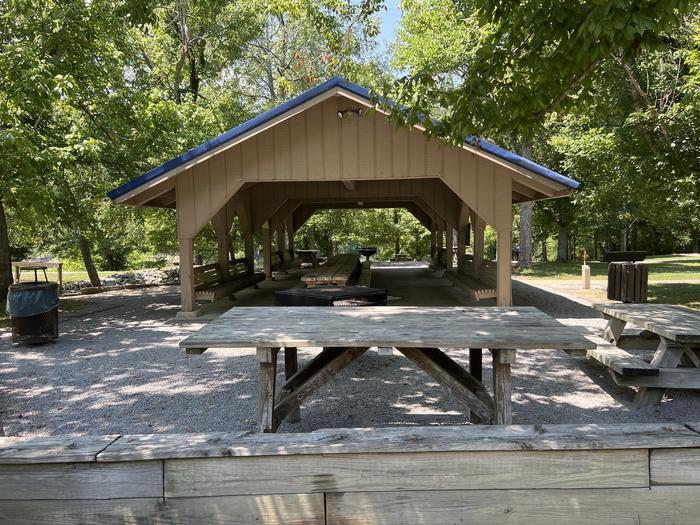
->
[[563, 283, 700, 311], [514, 254, 700, 281], [514, 254, 700, 311], [14, 269, 120, 284]]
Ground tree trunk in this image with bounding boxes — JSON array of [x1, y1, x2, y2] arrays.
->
[[541, 239, 548, 262], [621, 226, 627, 252], [694, 234, 699, 254], [78, 234, 101, 287], [393, 208, 400, 256], [518, 201, 533, 268], [593, 232, 599, 260], [556, 203, 568, 262], [0, 196, 12, 305]]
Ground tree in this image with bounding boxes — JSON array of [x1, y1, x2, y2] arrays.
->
[[390, 0, 700, 262]]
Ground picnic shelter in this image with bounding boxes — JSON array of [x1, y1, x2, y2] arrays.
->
[[108, 77, 580, 316]]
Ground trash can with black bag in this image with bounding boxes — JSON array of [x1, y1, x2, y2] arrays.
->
[[6, 282, 59, 344]]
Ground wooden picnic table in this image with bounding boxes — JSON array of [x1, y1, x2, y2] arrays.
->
[[295, 249, 320, 268], [302, 253, 359, 287], [594, 303, 700, 406], [180, 306, 594, 431]]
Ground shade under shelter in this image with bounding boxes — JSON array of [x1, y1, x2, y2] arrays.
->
[[108, 77, 580, 316]]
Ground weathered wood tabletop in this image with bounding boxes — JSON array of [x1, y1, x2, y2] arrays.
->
[[180, 306, 595, 350], [594, 303, 700, 406], [180, 306, 594, 431], [301, 254, 359, 286]]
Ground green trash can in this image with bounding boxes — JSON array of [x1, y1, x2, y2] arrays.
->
[[6, 282, 59, 344]]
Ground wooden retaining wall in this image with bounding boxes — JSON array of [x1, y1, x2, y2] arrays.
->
[[2, 423, 700, 524]]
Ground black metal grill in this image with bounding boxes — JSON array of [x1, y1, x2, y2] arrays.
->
[[274, 286, 388, 307]]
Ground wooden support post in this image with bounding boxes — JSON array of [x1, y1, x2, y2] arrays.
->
[[257, 347, 279, 433], [496, 229, 512, 307], [445, 224, 454, 270], [491, 349, 515, 425], [457, 227, 466, 270], [436, 222, 445, 266], [603, 316, 627, 344], [634, 338, 686, 407], [430, 223, 437, 259], [262, 222, 272, 279], [178, 237, 196, 314], [472, 213, 485, 278], [284, 347, 300, 423]]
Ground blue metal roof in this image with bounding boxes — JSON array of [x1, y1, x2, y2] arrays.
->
[[108, 77, 579, 200]]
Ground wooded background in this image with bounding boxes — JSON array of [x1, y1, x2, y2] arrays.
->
[[2, 0, 699, 301]]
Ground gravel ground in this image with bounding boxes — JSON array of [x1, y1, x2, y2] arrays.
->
[[2, 265, 699, 437]]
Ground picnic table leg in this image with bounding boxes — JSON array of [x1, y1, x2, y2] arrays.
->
[[682, 347, 700, 368], [634, 338, 685, 407], [602, 315, 626, 344], [469, 349, 482, 381], [257, 347, 279, 433], [468, 348, 483, 424], [491, 349, 515, 425], [284, 347, 300, 423]]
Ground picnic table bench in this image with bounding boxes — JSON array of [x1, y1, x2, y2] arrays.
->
[[194, 258, 265, 302], [301, 253, 360, 287], [180, 306, 594, 432], [445, 254, 497, 301], [593, 303, 700, 406]]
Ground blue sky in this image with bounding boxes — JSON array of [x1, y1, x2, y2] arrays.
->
[[378, 0, 402, 50]]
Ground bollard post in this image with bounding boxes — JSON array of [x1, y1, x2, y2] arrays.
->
[[581, 249, 591, 289]]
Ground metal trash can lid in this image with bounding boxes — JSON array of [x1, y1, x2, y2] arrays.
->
[[7, 282, 59, 318], [9, 282, 59, 293]]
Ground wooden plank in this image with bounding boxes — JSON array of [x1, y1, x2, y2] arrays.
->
[[98, 432, 249, 462], [161, 494, 324, 525], [594, 303, 700, 344], [179, 306, 595, 350], [96, 423, 700, 462], [651, 448, 700, 485], [0, 435, 118, 464], [326, 486, 700, 525], [257, 347, 279, 433], [0, 461, 162, 500], [0, 498, 164, 525], [164, 449, 648, 497], [611, 368, 700, 389], [398, 348, 494, 423], [587, 346, 658, 376]]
